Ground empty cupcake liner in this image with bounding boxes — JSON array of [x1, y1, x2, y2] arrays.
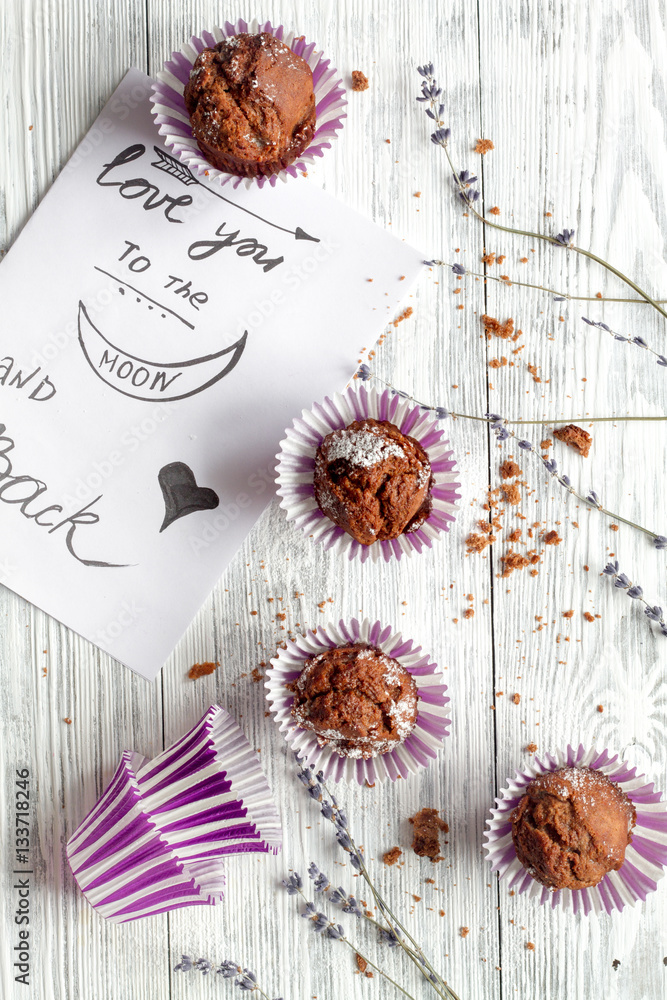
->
[[275, 385, 460, 563], [484, 744, 667, 916], [150, 18, 347, 189], [265, 617, 451, 785], [67, 706, 282, 922]]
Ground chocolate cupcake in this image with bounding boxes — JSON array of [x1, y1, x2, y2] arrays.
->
[[313, 418, 433, 546], [291, 643, 418, 759], [511, 766, 636, 890], [184, 32, 316, 178]]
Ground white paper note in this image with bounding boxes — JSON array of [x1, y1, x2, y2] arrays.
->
[[0, 69, 424, 678]]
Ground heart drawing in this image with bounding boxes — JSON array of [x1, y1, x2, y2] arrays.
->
[[158, 462, 219, 532]]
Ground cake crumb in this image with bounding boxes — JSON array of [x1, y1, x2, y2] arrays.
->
[[481, 314, 519, 341], [562, 610, 574, 618], [466, 532, 494, 554], [463, 608, 474, 619], [188, 661, 219, 680], [597, 705, 604, 713], [526, 942, 535, 952], [501, 483, 521, 505], [500, 460, 521, 480], [542, 530, 561, 545], [383, 846, 402, 866], [475, 138, 494, 154], [525, 743, 538, 753], [583, 612, 595, 623], [553, 424, 592, 457], [460, 927, 470, 938], [511, 693, 521, 705], [392, 306, 413, 326], [409, 808, 449, 862], [355, 954, 367, 973], [351, 70, 369, 92], [489, 205, 501, 215]]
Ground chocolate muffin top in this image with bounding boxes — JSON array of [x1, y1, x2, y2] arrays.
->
[[184, 32, 316, 176], [511, 766, 636, 890], [291, 643, 418, 759], [313, 418, 433, 546]]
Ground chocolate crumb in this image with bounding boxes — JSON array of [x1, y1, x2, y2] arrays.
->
[[553, 424, 592, 457], [351, 70, 369, 92], [481, 314, 520, 341], [500, 483, 521, 505], [409, 808, 449, 862], [188, 661, 219, 680], [383, 846, 402, 866], [500, 460, 521, 480]]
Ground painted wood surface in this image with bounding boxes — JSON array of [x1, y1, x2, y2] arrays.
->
[[1, 1, 666, 998]]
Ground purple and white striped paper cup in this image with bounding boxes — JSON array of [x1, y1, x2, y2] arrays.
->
[[67, 752, 226, 922], [150, 18, 347, 189], [133, 705, 282, 861], [265, 617, 451, 785], [275, 385, 460, 563], [67, 706, 281, 922], [484, 744, 667, 916]]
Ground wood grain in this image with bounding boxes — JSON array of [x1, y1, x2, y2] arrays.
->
[[1, 1, 666, 998]]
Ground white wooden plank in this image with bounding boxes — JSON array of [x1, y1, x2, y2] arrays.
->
[[477, 1, 667, 997]]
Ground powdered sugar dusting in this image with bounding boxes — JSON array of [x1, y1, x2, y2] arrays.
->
[[324, 426, 407, 468]]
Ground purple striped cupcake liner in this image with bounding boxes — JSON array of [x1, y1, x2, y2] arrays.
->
[[133, 705, 282, 861], [275, 385, 460, 563], [67, 752, 226, 922], [484, 744, 667, 916], [265, 617, 451, 785], [150, 18, 347, 189], [67, 706, 281, 922]]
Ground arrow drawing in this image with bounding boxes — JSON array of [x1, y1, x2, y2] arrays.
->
[[151, 147, 320, 243]]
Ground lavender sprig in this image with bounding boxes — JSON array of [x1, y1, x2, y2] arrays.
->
[[174, 957, 281, 999], [603, 561, 667, 637], [427, 259, 667, 305], [417, 66, 667, 322], [356, 365, 667, 426], [356, 367, 665, 547], [582, 317, 667, 367], [284, 872, 418, 1000], [295, 761, 461, 1000], [485, 416, 665, 547]]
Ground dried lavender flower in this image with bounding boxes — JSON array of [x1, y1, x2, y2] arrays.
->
[[604, 564, 667, 638], [582, 316, 667, 368], [218, 961, 240, 979], [282, 872, 303, 895], [555, 229, 575, 245]]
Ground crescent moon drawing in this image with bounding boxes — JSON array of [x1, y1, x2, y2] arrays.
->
[[77, 302, 248, 402]]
